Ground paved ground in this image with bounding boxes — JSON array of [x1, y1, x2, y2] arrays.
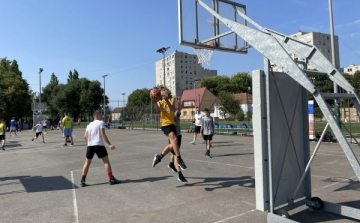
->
[[0, 128, 359, 223]]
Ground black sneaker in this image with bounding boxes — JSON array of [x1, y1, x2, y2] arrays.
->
[[167, 162, 177, 173], [80, 179, 87, 187], [109, 177, 121, 185], [1, 146, 4, 151], [177, 156, 187, 170], [205, 152, 212, 158], [178, 172, 188, 184], [31, 138, 34, 141], [152, 154, 162, 167]]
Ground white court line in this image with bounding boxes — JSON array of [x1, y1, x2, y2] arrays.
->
[[187, 158, 254, 169], [70, 171, 79, 223], [313, 175, 357, 192], [212, 209, 256, 223]]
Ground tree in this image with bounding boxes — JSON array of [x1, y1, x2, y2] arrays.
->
[[229, 72, 252, 94], [0, 58, 32, 122], [127, 88, 151, 107], [217, 91, 240, 120]]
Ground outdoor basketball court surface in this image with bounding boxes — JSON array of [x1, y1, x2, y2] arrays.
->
[[0, 128, 359, 223]]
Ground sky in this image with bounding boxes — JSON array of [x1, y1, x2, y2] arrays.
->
[[1, 0, 359, 109]]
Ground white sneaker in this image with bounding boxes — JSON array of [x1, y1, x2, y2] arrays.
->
[[190, 140, 195, 145]]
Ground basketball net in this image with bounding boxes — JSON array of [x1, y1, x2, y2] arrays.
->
[[192, 47, 213, 66]]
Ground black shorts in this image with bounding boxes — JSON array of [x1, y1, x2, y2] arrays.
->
[[43, 126, 47, 129], [86, 145, 108, 159], [161, 124, 176, 136], [168, 135, 182, 155], [203, 135, 213, 141], [194, 126, 201, 133], [36, 132, 43, 137], [0, 135, 4, 140]]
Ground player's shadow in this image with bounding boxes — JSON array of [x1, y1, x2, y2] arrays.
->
[[211, 152, 253, 158], [211, 141, 235, 144], [212, 143, 245, 147], [121, 176, 173, 184], [178, 176, 255, 190], [2, 141, 22, 148], [0, 175, 76, 195]]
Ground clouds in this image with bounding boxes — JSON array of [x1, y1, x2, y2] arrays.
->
[[336, 19, 360, 29]]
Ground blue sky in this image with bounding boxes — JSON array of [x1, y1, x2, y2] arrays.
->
[[1, 0, 359, 109]]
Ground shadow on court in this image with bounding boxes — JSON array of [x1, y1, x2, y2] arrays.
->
[[178, 175, 255, 191], [0, 175, 76, 195], [211, 153, 253, 158], [121, 176, 173, 184], [322, 177, 360, 192]]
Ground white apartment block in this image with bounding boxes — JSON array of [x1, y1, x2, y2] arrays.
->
[[342, 64, 360, 75], [155, 50, 217, 96], [272, 31, 340, 71]]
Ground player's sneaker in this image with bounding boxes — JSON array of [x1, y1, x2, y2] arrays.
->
[[167, 162, 177, 173], [177, 156, 187, 170], [178, 172, 188, 184], [190, 140, 195, 145], [205, 150, 212, 158], [152, 154, 162, 167], [1, 146, 4, 151], [70, 143, 74, 146], [109, 177, 121, 185], [80, 179, 87, 187], [31, 138, 34, 141]]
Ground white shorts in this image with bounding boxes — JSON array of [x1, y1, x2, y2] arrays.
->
[[10, 127, 16, 131]]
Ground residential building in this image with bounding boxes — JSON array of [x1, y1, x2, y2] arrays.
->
[[214, 93, 253, 120], [272, 31, 340, 70], [155, 50, 217, 96], [342, 64, 360, 75], [180, 87, 218, 121], [112, 107, 124, 121]]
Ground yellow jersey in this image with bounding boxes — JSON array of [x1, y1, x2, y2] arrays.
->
[[159, 100, 175, 126], [0, 123, 3, 135], [62, 116, 73, 128]]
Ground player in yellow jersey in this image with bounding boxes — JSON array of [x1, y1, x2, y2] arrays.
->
[[62, 113, 74, 146], [151, 89, 188, 184], [0, 120, 5, 150]]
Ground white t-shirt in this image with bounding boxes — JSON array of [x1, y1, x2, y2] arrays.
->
[[86, 120, 105, 146], [195, 113, 204, 126], [35, 124, 43, 133]]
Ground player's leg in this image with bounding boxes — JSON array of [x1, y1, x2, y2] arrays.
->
[[80, 146, 95, 187], [41, 132, 45, 142], [152, 144, 171, 167], [102, 156, 121, 185]]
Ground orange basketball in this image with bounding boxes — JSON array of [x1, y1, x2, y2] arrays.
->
[[150, 88, 161, 100]]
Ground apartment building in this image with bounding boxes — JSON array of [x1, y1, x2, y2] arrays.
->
[[272, 31, 340, 71], [155, 50, 217, 96]]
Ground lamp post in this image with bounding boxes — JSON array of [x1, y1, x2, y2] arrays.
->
[[328, 0, 340, 127], [156, 47, 170, 87], [39, 68, 43, 114], [102, 74, 108, 122], [122, 93, 126, 125]]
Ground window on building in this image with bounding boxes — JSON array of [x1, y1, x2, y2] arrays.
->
[[183, 111, 187, 116], [181, 60, 183, 63], [186, 71, 187, 74], [186, 81, 188, 84]]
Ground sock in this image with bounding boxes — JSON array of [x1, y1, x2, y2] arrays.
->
[[81, 174, 86, 180], [108, 172, 114, 179]]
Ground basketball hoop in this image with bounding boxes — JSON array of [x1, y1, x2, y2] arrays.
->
[[192, 41, 214, 66]]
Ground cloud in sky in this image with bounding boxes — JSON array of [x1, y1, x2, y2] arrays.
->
[[336, 19, 360, 29]]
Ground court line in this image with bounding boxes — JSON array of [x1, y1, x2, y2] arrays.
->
[[212, 209, 256, 223], [313, 175, 357, 192], [70, 171, 79, 223], [187, 158, 254, 169]]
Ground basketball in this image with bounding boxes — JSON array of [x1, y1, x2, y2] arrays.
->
[[150, 88, 161, 100]]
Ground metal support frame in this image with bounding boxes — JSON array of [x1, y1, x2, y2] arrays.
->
[[192, 1, 360, 222]]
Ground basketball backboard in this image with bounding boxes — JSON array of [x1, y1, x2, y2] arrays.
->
[[178, 0, 248, 54]]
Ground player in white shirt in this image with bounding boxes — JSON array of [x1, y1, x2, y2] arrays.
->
[[190, 108, 205, 144], [80, 110, 121, 187], [32, 120, 45, 143]]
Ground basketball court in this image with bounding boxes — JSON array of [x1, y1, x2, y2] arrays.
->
[[0, 129, 359, 222]]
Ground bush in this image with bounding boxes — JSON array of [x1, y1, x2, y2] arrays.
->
[[236, 110, 245, 121]]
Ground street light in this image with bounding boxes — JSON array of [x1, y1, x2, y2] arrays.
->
[[102, 74, 108, 122], [122, 93, 126, 125], [39, 68, 43, 114], [156, 47, 170, 87]]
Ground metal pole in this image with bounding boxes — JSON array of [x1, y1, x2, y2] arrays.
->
[[39, 68, 43, 114], [328, 0, 341, 127], [102, 74, 108, 122], [122, 93, 125, 125]]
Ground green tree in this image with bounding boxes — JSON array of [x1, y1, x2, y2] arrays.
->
[[217, 91, 240, 120], [0, 58, 32, 121], [127, 88, 151, 107], [229, 72, 252, 93]]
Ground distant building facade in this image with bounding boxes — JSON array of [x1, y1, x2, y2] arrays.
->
[[272, 31, 340, 70], [342, 64, 360, 75], [155, 50, 217, 96]]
